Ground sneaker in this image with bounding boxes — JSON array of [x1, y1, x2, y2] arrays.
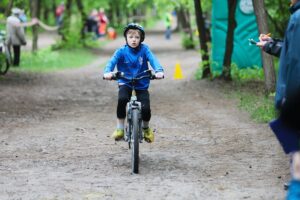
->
[[111, 129, 124, 140], [143, 128, 154, 143]]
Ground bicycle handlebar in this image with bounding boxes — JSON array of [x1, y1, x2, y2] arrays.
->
[[103, 70, 163, 81]]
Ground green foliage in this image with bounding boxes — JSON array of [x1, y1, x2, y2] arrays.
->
[[264, 0, 290, 37], [220, 79, 276, 123], [195, 60, 211, 80], [181, 34, 195, 49], [219, 63, 276, 122], [0, 52, 5, 66], [195, 66, 203, 80], [16, 48, 97, 72], [237, 92, 276, 123], [231, 64, 264, 81], [201, 0, 212, 12]]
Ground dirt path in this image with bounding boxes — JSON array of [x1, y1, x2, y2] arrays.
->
[[0, 26, 289, 199]]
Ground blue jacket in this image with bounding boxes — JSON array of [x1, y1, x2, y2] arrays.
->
[[287, 179, 300, 200], [275, 2, 300, 109], [104, 44, 164, 90]]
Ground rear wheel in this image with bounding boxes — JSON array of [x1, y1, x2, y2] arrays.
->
[[131, 109, 140, 174], [0, 55, 9, 75]]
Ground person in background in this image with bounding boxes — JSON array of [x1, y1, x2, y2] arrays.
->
[[257, 0, 300, 199], [55, 2, 65, 27], [164, 12, 172, 40], [19, 9, 27, 32], [97, 8, 108, 38], [6, 8, 26, 67], [85, 9, 99, 40], [19, 9, 27, 23], [107, 27, 117, 40]]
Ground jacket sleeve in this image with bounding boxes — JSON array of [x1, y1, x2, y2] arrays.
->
[[145, 47, 164, 72], [262, 38, 283, 58], [104, 49, 121, 74], [285, 17, 300, 100]]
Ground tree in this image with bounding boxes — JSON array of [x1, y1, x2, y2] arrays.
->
[[193, 0, 211, 78], [61, 0, 72, 41], [30, 0, 40, 53], [220, 0, 237, 81], [74, 0, 87, 42], [253, 0, 276, 93], [264, 0, 289, 38], [4, 0, 14, 17]]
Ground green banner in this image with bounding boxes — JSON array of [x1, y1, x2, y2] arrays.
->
[[211, 0, 262, 73]]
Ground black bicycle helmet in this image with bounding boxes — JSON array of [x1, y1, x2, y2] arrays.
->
[[123, 23, 145, 42]]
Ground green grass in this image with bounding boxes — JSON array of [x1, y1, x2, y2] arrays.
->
[[230, 64, 277, 123], [13, 48, 97, 73], [195, 61, 278, 123], [206, 65, 278, 123], [221, 80, 277, 123], [234, 90, 276, 123]]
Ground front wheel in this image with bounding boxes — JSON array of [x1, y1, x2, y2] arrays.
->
[[131, 109, 140, 174], [0, 46, 11, 75]]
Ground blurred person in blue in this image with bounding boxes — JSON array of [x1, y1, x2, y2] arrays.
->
[[257, 0, 300, 199], [164, 12, 172, 40]]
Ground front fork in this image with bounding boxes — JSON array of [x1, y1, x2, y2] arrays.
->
[[125, 100, 142, 143]]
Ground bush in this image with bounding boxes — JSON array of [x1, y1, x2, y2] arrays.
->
[[181, 34, 195, 49]]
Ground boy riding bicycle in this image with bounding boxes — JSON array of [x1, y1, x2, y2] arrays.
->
[[103, 23, 164, 143]]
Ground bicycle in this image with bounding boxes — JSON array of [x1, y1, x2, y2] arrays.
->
[[0, 30, 12, 75], [104, 69, 161, 174]]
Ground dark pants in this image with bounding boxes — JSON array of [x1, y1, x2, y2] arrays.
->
[[117, 85, 151, 121], [12, 45, 21, 66]]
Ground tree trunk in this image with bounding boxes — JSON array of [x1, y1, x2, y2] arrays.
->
[[43, 6, 50, 23], [177, 6, 194, 49], [30, 0, 40, 53], [177, 7, 190, 34], [193, 0, 211, 78], [5, 0, 14, 17], [61, 0, 73, 41], [221, 0, 237, 81], [253, 0, 276, 93], [75, 0, 87, 43], [185, 9, 194, 41], [52, 0, 56, 19]]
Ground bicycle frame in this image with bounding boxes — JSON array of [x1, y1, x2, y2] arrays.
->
[[104, 69, 158, 174], [112, 70, 155, 173]]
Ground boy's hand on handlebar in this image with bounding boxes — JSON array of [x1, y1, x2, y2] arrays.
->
[[155, 72, 164, 79], [103, 72, 113, 80]]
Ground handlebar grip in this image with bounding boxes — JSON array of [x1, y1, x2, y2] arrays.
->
[[151, 74, 164, 80], [103, 72, 124, 80]]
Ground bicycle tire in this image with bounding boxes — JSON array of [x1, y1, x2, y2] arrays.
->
[[0, 57, 9, 75], [131, 109, 140, 174], [0, 45, 11, 75]]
